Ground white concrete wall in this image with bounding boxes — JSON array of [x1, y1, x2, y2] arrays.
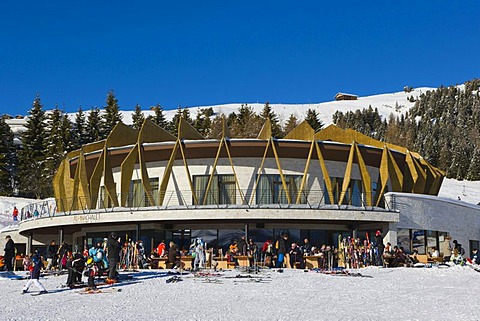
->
[[385, 192, 480, 254]]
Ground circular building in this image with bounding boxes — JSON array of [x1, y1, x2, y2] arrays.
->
[[10, 118, 479, 260]]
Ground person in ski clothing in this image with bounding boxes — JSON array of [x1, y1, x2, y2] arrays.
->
[[89, 242, 108, 271], [168, 241, 182, 269], [136, 240, 146, 269], [85, 257, 99, 289], [275, 232, 289, 268], [12, 207, 19, 221], [373, 231, 385, 266], [193, 238, 205, 270], [261, 239, 274, 267], [4, 235, 15, 271], [66, 252, 85, 288], [156, 240, 166, 257], [57, 241, 69, 270], [45, 240, 57, 270], [472, 249, 480, 265], [106, 232, 121, 283], [22, 254, 47, 294], [237, 235, 247, 256], [301, 238, 313, 256], [450, 248, 464, 265], [288, 242, 303, 268], [23, 253, 33, 272]]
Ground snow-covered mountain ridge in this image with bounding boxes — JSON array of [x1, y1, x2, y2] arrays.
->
[[95, 87, 434, 127]]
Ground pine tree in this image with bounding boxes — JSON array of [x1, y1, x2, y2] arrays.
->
[[194, 108, 213, 137], [231, 104, 261, 138], [17, 95, 48, 198], [283, 113, 298, 136], [466, 147, 480, 180], [43, 107, 67, 196], [102, 91, 122, 138], [148, 104, 167, 128], [0, 116, 16, 196], [260, 102, 282, 137], [168, 106, 184, 136], [72, 106, 87, 150], [86, 107, 103, 143], [305, 108, 323, 132], [61, 113, 73, 153], [132, 104, 145, 130]]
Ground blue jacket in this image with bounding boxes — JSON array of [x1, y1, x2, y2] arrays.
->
[[31, 259, 42, 279]]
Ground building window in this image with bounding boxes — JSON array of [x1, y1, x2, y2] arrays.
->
[[324, 178, 363, 206], [99, 185, 116, 209], [193, 175, 236, 205], [128, 178, 159, 207], [256, 174, 304, 205]]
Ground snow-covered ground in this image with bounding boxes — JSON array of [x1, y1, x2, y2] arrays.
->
[[0, 266, 479, 320]]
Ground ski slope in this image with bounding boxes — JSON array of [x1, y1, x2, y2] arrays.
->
[[66, 87, 433, 127], [0, 266, 479, 320]]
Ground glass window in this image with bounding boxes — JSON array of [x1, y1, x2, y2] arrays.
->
[[128, 178, 159, 207], [99, 184, 116, 209], [438, 232, 450, 257], [256, 174, 304, 204], [426, 230, 438, 255], [325, 178, 362, 206], [397, 229, 411, 253], [194, 175, 236, 205], [412, 230, 425, 254]]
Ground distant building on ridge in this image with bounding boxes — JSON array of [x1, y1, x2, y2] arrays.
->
[[334, 92, 358, 101]]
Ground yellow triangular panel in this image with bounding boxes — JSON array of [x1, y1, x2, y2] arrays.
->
[[257, 119, 272, 139], [178, 118, 205, 140], [284, 121, 315, 140], [106, 122, 138, 148], [139, 119, 176, 143]]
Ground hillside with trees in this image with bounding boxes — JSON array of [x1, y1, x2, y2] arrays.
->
[[1, 79, 479, 198]]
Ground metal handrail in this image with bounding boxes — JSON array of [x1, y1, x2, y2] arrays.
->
[[18, 188, 394, 221]]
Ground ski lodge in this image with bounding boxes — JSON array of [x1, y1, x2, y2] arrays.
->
[[2, 118, 479, 260], [334, 93, 358, 101]]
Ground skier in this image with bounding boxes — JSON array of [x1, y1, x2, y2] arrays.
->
[[22, 254, 47, 294], [106, 232, 121, 283], [4, 235, 15, 272], [85, 257, 99, 289]]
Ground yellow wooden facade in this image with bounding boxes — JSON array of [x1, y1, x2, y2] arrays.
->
[[54, 119, 444, 212]]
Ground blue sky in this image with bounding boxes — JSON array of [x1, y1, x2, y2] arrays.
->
[[1, 1, 479, 116]]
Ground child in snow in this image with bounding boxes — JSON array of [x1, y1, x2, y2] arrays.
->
[[22, 254, 32, 272], [22, 255, 47, 294]]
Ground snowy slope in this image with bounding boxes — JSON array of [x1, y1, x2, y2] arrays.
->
[[0, 266, 479, 320], [67, 87, 433, 127]]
